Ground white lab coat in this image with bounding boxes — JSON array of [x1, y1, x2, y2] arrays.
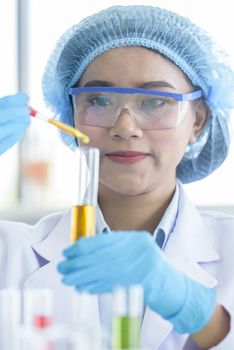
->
[[0, 183, 234, 349]]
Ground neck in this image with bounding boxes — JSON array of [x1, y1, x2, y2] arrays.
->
[[98, 181, 176, 234]]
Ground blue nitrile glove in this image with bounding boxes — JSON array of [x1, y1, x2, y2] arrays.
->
[[0, 93, 30, 154], [58, 231, 216, 334]]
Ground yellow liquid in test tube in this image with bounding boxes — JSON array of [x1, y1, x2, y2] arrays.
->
[[71, 205, 96, 242], [71, 148, 99, 243]]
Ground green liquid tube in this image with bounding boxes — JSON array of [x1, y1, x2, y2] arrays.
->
[[113, 315, 141, 349], [112, 285, 143, 350]]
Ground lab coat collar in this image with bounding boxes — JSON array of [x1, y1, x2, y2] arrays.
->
[[153, 182, 179, 247], [169, 182, 220, 267], [31, 210, 72, 264]]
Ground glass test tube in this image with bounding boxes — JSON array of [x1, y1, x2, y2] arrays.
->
[[0, 288, 21, 350], [70, 147, 100, 242], [71, 291, 98, 348], [42, 324, 82, 350], [15, 327, 46, 350], [112, 285, 143, 350], [23, 288, 53, 329], [16, 325, 79, 350], [71, 290, 91, 329], [71, 290, 110, 350]]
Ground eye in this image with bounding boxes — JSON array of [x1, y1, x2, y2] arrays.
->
[[141, 97, 166, 109], [88, 95, 112, 107]]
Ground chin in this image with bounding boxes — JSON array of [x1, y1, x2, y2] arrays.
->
[[99, 169, 156, 194], [114, 187, 144, 196], [101, 179, 149, 196]]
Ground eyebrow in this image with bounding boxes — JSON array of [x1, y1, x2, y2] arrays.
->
[[81, 80, 175, 89]]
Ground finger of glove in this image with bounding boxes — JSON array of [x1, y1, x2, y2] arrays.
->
[[59, 232, 147, 274], [63, 230, 149, 258], [61, 242, 138, 284], [59, 243, 131, 278], [63, 232, 134, 258], [0, 117, 30, 155], [58, 246, 122, 274], [73, 255, 149, 294], [75, 280, 115, 294], [71, 242, 169, 298], [62, 263, 129, 291], [0, 93, 29, 108], [101, 248, 155, 290], [60, 238, 152, 287], [0, 131, 25, 154], [62, 264, 106, 286], [0, 106, 30, 126], [77, 276, 145, 294]]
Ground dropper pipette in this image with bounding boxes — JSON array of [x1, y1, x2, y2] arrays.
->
[[30, 107, 89, 144]]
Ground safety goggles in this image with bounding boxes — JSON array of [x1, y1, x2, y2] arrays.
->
[[69, 87, 203, 130]]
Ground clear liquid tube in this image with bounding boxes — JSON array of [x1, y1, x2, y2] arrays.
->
[[71, 147, 100, 242], [23, 288, 53, 329], [0, 288, 21, 350]]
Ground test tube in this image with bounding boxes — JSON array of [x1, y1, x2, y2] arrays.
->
[[15, 325, 79, 350], [70, 147, 100, 242], [23, 288, 53, 329], [0, 288, 21, 350], [15, 327, 45, 350], [112, 285, 143, 350], [71, 290, 106, 350], [43, 324, 84, 350], [71, 290, 92, 329]]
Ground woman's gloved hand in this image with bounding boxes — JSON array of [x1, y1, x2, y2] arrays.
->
[[0, 93, 30, 154], [58, 231, 216, 334]]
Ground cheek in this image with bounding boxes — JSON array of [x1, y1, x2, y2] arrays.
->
[[150, 117, 194, 162]]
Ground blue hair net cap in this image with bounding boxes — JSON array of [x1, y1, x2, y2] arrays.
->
[[42, 5, 234, 183]]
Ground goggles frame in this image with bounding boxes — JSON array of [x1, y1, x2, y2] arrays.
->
[[69, 86, 202, 101]]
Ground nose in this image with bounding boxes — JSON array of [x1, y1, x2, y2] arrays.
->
[[108, 107, 143, 140]]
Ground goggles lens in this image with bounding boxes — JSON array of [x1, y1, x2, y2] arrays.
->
[[71, 88, 201, 130]]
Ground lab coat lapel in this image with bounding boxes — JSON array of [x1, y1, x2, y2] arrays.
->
[[165, 184, 219, 287], [140, 185, 219, 349], [141, 307, 173, 349], [31, 210, 71, 263], [24, 211, 101, 333], [22, 210, 71, 292]]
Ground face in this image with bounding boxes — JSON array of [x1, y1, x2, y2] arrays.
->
[[75, 47, 206, 196]]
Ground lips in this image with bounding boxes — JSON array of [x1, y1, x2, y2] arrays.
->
[[106, 151, 148, 164]]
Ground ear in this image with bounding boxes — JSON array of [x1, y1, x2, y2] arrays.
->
[[189, 101, 210, 144]]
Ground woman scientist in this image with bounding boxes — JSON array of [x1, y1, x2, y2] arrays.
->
[[1, 5, 234, 349]]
